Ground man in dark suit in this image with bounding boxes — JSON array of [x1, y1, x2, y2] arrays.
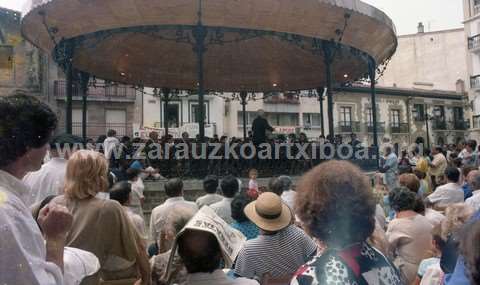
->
[[252, 109, 274, 145]]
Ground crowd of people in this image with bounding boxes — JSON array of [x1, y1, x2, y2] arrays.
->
[[1, 91, 480, 285], [87, 125, 373, 180]]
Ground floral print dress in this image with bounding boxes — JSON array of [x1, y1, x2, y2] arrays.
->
[[291, 242, 404, 285]]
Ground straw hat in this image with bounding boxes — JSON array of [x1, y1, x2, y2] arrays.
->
[[244, 192, 292, 232]]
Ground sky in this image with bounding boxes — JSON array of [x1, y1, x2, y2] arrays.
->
[[0, 0, 465, 35]]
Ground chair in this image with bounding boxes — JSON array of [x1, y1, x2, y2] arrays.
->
[[261, 273, 293, 285]]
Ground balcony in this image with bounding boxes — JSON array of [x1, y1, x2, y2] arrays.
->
[[366, 122, 386, 133], [390, 123, 409, 134], [471, 75, 480, 89], [449, 120, 470, 131], [469, 34, 480, 50], [336, 121, 361, 133], [432, 120, 447, 130], [54, 80, 137, 101], [58, 123, 133, 139]]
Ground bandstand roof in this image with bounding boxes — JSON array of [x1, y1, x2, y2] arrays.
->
[[21, 0, 397, 92]]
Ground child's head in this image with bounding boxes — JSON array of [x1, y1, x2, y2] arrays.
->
[[249, 168, 258, 179], [126, 168, 140, 182]]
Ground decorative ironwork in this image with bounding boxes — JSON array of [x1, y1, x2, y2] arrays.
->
[[432, 120, 447, 130], [390, 123, 409, 134], [366, 122, 385, 133], [450, 120, 470, 130], [337, 121, 361, 133]]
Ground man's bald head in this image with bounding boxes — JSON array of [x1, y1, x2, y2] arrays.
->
[[467, 170, 480, 191]]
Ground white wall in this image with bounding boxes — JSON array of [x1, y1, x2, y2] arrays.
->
[[379, 28, 468, 91]]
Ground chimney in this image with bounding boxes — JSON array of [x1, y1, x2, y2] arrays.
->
[[456, 79, 465, 94], [418, 22, 425, 33]]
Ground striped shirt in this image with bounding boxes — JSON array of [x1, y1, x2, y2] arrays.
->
[[234, 225, 317, 279]]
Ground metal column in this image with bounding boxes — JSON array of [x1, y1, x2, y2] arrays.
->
[[368, 57, 379, 168], [316, 87, 325, 137], [65, 41, 75, 134], [79, 72, 90, 141], [425, 105, 431, 147], [240, 91, 248, 140], [162, 88, 171, 138], [323, 43, 335, 140], [193, 0, 207, 141]]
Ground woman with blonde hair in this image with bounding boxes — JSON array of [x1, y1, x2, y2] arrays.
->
[[51, 150, 151, 285]]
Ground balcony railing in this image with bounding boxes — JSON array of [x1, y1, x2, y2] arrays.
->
[[336, 121, 361, 133], [366, 122, 386, 133], [432, 120, 447, 130], [390, 123, 409, 134], [471, 75, 480, 89], [449, 120, 470, 130], [58, 123, 133, 139], [469, 34, 480, 50], [54, 80, 137, 99]]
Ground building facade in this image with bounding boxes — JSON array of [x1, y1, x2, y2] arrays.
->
[[140, 90, 226, 137], [378, 26, 468, 91], [464, 0, 480, 140], [0, 8, 43, 97], [52, 80, 139, 139], [0, 7, 139, 139], [223, 87, 469, 149]]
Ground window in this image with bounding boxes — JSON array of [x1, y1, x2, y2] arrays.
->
[[190, 102, 209, 123], [237, 111, 255, 126], [266, 113, 299, 126], [0, 45, 14, 84], [105, 109, 127, 135], [237, 112, 299, 127], [164, 103, 180, 128], [339, 106, 352, 126], [0, 45, 13, 69], [435, 105, 446, 121], [453, 107, 464, 122], [475, 0, 480, 15], [390, 109, 401, 127], [366, 108, 373, 126], [413, 104, 425, 121], [303, 113, 321, 127], [72, 109, 85, 123]]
